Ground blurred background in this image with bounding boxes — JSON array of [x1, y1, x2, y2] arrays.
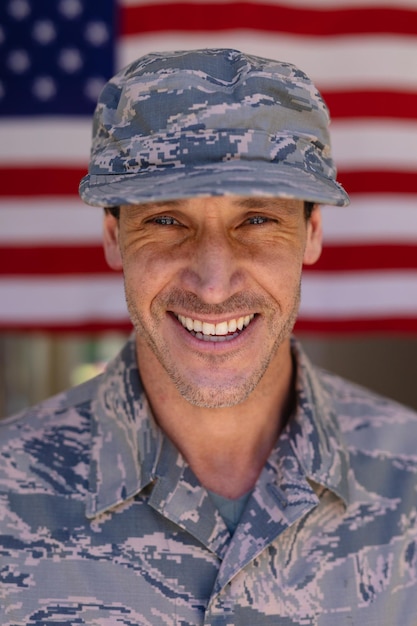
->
[[1, 0, 417, 417]]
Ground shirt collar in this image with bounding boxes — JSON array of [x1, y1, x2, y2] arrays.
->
[[86, 337, 163, 518], [287, 338, 350, 506], [86, 336, 350, 519]]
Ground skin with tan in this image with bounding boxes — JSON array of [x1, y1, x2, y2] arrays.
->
[[103, 196, 323, 498]]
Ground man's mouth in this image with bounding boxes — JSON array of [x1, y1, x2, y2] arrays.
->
[[176, 313, 255, 342]]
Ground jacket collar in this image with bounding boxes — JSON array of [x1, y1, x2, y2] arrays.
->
[[86, 336, 350, 522], [86, 338, 162, 518], [287, 339, 350, 506]]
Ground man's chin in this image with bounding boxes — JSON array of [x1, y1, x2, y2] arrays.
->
[[176, 390, 251, 410], [171, 371, 262, 409]]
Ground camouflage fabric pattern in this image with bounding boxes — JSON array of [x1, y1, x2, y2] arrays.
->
[[79, 49, 349, 208], [1, 336, 417, 625]]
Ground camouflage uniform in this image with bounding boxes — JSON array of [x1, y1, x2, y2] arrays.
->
[[2, 336, 417, 625]]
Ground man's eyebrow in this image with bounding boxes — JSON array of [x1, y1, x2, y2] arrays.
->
[[131, 197, 302, 213], [233, 197, 300, 212], [136, 200, 183, 210]]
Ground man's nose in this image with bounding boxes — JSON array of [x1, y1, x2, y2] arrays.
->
[[180, 230, 244, 304]]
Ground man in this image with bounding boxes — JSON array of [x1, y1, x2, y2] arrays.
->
[[1, 49, 417, 625]]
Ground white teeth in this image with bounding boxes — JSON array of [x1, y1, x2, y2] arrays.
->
[[177, 313, 254, 337], [228, 319, 237, 332], [202, 322, 215, 335], [215, 321, 228, 335]]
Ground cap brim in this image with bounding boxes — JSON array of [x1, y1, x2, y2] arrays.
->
[[79, 161, 349, 208]]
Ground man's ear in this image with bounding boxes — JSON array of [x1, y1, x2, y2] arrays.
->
[[303, 205, 323, 266], [103, 212, 123, 270]]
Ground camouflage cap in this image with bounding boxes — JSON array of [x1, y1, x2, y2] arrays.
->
[[79, 48, 349, 207]]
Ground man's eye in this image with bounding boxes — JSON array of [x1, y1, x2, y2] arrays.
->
[[153, 216, 178, 226], [247, 215, 270, 225]]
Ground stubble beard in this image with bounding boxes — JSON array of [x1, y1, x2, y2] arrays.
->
[[125, 285, 301, 409]]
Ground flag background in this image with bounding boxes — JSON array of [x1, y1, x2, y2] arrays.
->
[[1, 0, 417, 334], [1, 0, 417, 415]]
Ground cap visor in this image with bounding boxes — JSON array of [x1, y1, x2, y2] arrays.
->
[[79, 161, 349, 208]]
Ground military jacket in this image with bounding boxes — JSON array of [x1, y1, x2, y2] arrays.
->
[[1, 337, 417, 625]]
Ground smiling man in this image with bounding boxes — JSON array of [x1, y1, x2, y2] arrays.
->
[[102, 195, 322, 499], [2, 49, 417, 625]]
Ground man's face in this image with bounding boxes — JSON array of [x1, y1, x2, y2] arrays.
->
[[103, 196, 322, 408]]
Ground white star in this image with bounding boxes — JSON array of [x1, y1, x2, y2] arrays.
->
[[84, 77, 106, 102], [32, 76, 56, 101], [58, 0, 83, 19], [7, 0, 31, 20], [84, 21, 109, 47], [7, 49, 30, 73], [32, 20, 57, 45], [58, 48, 83, 73]]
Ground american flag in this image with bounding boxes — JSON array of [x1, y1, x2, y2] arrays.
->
[[1, 0, 417, 333]]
